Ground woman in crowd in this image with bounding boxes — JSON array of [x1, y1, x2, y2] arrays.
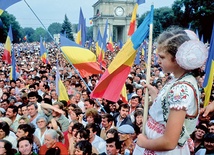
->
[[0, 139, 15, 155], [191, 124, 208, 153], [16, 124, 41, 153], [34, 116, 49, 145], [15, 137, 38, 155], [74, 140, 93, 155], [39, 129, 68, 155], [106, 128, 119, 140], [0, 121, 17, 149]]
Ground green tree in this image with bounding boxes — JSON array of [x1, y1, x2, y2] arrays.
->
[[172, 0, 214, 42], [31, 27, 47, 42], [47, 22, 62, 41], [61, 14, 74, 41], [0, 11, 22, 43]]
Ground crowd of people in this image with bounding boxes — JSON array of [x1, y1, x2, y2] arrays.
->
[[0, 27, 213, 155]]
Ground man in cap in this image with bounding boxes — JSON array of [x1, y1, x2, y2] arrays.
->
[[118, 124, 135, 155]]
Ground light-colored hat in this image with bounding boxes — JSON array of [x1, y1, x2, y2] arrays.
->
[[118, 124, 134, 134]]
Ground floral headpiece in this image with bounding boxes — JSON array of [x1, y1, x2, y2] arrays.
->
[[175, 30, 208, 70]]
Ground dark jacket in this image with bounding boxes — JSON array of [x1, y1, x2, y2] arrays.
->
[[113, 112, 133, 127]]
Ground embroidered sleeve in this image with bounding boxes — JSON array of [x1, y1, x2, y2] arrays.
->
[[168, 83, 194, 111]]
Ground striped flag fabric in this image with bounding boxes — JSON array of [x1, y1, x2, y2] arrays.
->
[[203, 24, 214, 107], [2, 25, 13, 64], [60, 35, 103, 78], [90, 5, 154, 102]]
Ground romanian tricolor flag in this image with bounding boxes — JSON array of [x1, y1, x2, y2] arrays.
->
[[55, 60, 69, 102], [96, 29, 104, 63], [40, 37, 48, 64], [107, 34, 114, 52], [2, 25, 13, 64], [203, 24, 214, 107], [60, 35, 103, 78], [23, 35, 27, 41], [128, 0, 145, 36], [0, 0, 21, 15], [76, 8, 86, 47], [90, 5, 153, 102]]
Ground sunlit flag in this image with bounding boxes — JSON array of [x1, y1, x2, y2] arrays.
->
[[2, 25, 13, 64], [76, 7, 86, 46], [91, 5, 153, 102], [60, 35, 102, 78], [128, 0, 145, 36], [107, 33, 114, 52], [40, 37, 49, 64], [203, 24, 214, 107], [96, 28, 104, 63], [55, 60, 69, 102]]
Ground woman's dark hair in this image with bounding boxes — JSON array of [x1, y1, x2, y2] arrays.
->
[[75, 129, 90, 141], [45, 147, 61, 155], [0, 122, 10, 136], [17, 136, 33, 148], [203, 132, 214, 143], [106, 128, 119, 140], [75, 140, 92, 155], [0, 139, 14, 155], [17, 124, 35, 139]]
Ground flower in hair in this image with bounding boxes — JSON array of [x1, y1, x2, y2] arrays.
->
[[176, 40, 208, 70]]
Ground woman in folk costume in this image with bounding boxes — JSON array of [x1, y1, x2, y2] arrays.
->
[[135, 28, 208, 155]]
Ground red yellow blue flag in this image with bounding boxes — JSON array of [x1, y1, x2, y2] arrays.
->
[[2, 25, 13, 64], [91, 5, 154, 102], [203, 24, 214, 107], [60, 35, 103, 78]]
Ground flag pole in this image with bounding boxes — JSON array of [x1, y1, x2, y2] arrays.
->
[[142, 7, 153, 134]]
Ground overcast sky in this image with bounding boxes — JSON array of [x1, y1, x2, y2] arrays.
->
[[7, 0, 175, 29]]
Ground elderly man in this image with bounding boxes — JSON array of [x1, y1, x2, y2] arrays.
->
[[118, 124, 135, 155]]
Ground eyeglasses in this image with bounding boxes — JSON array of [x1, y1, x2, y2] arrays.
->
[[47, 126, 54, 129], [37, 121, 45, 124]]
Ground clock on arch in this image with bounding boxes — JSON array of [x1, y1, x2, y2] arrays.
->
[[115, 6, 124, 16]]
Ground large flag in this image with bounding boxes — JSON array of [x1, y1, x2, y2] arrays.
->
[[90, 5, 154, 102], [203, 24, 214, 107], [55, 60, 69, 102], [40, 37, 48, 64], [76, 8, 86, 47], [0, 0, 21, 15], [2, 25, 13, 64], [60, 35, 103, 78], [128, 0, 145, 36]]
